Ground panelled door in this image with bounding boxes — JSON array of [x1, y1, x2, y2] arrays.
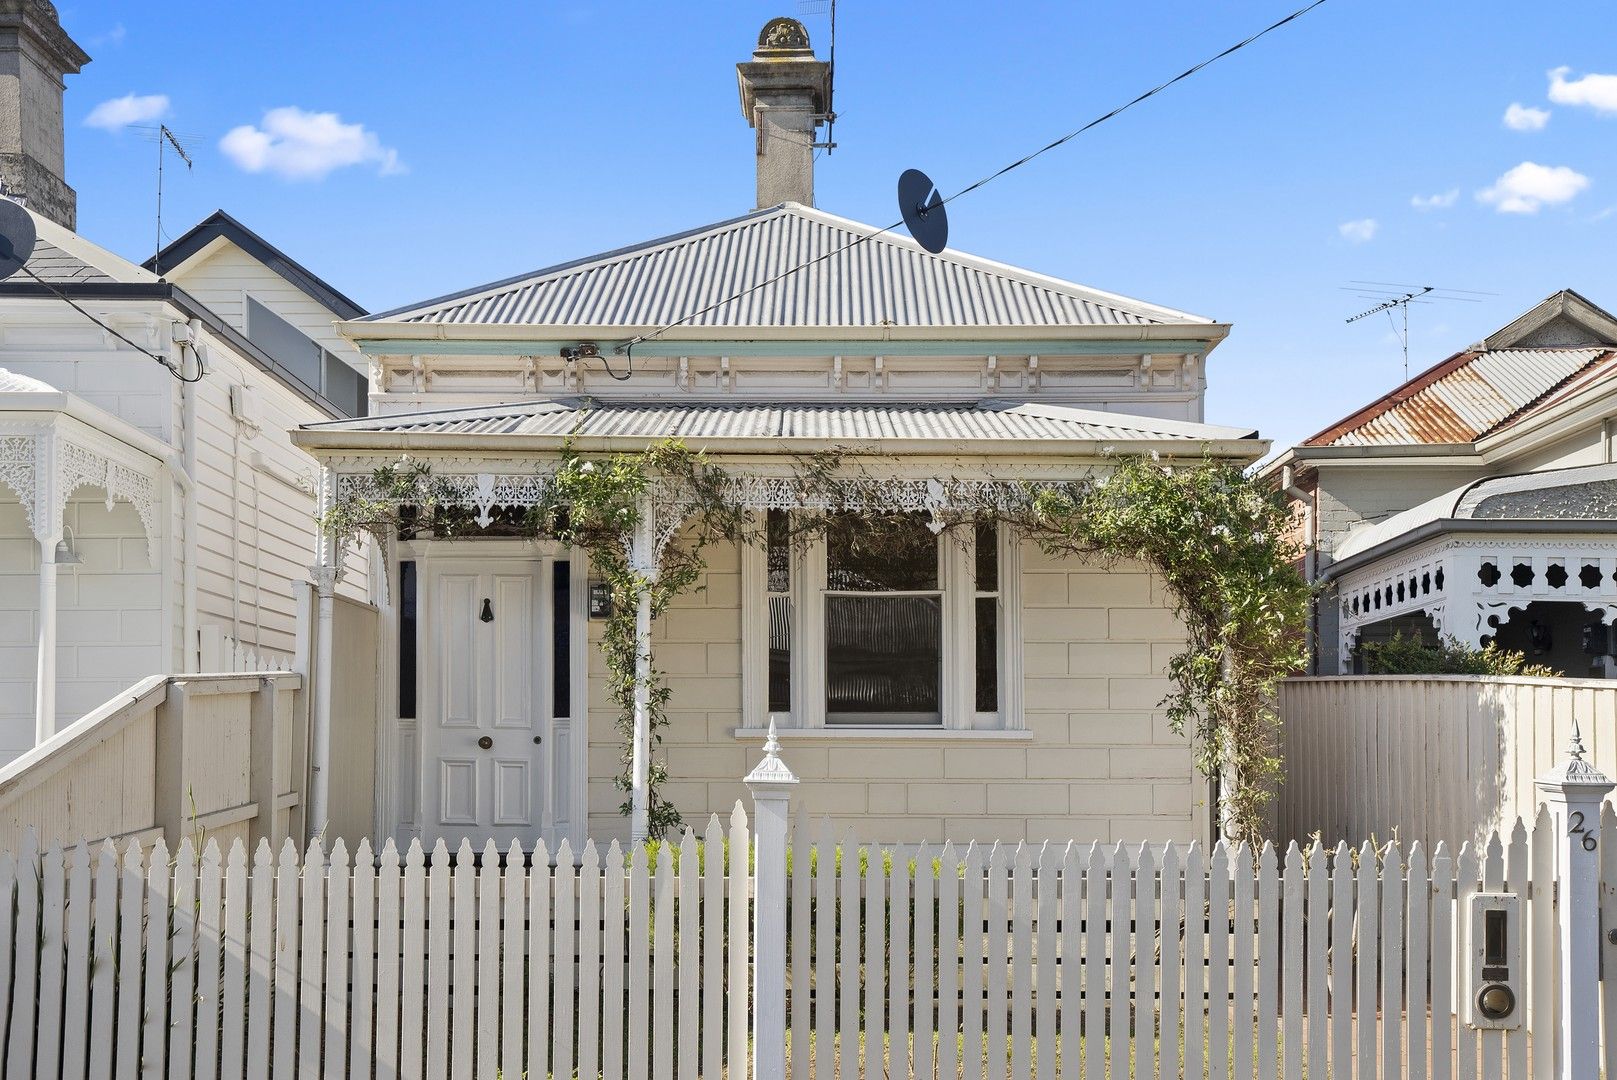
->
[[419, 560, 548, 847]]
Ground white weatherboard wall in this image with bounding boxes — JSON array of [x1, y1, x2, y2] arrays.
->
[[586, 539, 1200, 844], [165, 242, 363, 370], [0, 493, 160, 760]]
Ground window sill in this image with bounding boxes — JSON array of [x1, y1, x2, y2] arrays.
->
[[733, 726, 1034, 743]]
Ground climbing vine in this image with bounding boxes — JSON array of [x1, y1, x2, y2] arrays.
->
[[321, 443, 1309, 843]]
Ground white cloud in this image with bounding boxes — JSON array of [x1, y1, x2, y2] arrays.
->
[[1477, 161, 1590, 214], [92, 24, 127, 48], [1548, 66, 1617, 114], [1338, 218, 1379, 244], [1503, 103, 1550, 131], [220, 107, 405, 181], [1411, 189, 1459, 211], [84, 93, 169, 131]]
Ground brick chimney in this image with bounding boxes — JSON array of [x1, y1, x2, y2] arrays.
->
[[736, 17, 830, 209], [0, 1, 88, 229]]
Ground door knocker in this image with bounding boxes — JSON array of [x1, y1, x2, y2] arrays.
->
[[480, 598, 494, 623]]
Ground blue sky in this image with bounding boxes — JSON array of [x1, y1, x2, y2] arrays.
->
[[57, 1, 1617, 449]]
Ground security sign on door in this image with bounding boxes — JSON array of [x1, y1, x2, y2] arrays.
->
[[421, 564, 546, 847]]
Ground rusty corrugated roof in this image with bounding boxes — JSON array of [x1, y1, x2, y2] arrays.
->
[[1305, 347, 1614, 447]]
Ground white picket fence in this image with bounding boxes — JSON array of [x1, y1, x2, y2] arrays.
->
[[2, 740, 1613, 1079], [199, 624, 296, 674]]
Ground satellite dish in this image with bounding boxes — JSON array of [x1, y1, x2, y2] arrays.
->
[[0, 200, 35, 282], [897, 168, 948, 254]]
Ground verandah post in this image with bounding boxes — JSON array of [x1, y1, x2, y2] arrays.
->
[[628, 494, 657, 843], [746, 720, 797, 1080], [1534, 717, 1614, 1080]]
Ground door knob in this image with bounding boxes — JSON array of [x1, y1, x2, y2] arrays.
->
[[477, 736, 493, 750]]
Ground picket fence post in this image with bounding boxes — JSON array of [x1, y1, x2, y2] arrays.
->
[[746, 720, 797, 1080], [1534, 717, 1614, 1080]]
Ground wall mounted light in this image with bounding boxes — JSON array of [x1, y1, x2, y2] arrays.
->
[[52, 526, 82, 566]]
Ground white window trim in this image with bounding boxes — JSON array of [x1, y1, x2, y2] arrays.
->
[[741, 513, 1023, 733]]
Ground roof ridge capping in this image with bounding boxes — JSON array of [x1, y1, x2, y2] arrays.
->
[[354, 203, 1221, 332]]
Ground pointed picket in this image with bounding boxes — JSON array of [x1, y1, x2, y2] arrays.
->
[[813, 818, 837, 1080], [194, 841, 225, 1080], [426, 839, 452, 1080], [7, 834, 40, 1080], [1109, 841, 1133, 1080], [1328, 843, 1353, 1077], [526, 839, 553, 1080], [297, 840, 327, 1080], [1034, 843, 1057, 1080], [1504, 823, 1529, 1080], [961, 842, 987, 1080], [1406, 844, 1429, 1080], [916, 843, 938, 1080], [60, 843, 93, 1080], [1255, 844, 1278, 1080], [1159, 844, 1184, 1080], [1010, 843, 1033, 1080], [555, 840, 579, 1080], [937, 841, 963, 1080], [1477, 834, 1505, 1079], [1137, 843, 1161, 1080], [651, 844, 673, 1080], [1182, 842, 1208, 1080], [474, 840, 502, 1079], [371, 839, 403, 1079], [577, 841, 603, 1080], [114, 837, 145, 1080], [1207, 843, 1231, 1080], [349, 839, 377, 1080], [727, 804, 750, 1078], [245, 841, 276, 1080], [604, 839, 626, 1080], [1231, 843, 1255, 1080], [141, 838, 172, 1080], [324, 839, 353, 1080], [838, 830, 864, 1080], [628, 844, 651, 1080], [500, 840, 527, 1080], [863, 839, 887, 1080], [400, 840, 429, 1080], [450, 839, 478, 1080], [1429, 843, 1454, 1080], [789, 813, 809, 1080], [891, 843, 913, 1080], [700, 819, 723, 1080], [1280, 844, 1304, 1080], [984, 844, 1007, 1080], [1531, 809, 1556, 1080], [1083, 842, 1107, 1080], [168, 840, 200, 1080], [88, 841, 117, 1080], [1354, 842, 1379, 1078], [1454, 843, 1479, 1080], [680, 829, 702, 1080], [1304, 843, 1327, 1080], [34, 841, 66, 1080], [1381, 843, 1406, 1080]]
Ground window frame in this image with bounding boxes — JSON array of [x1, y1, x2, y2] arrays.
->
[[741, 510, 1023, 732]]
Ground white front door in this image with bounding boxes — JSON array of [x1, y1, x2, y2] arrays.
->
[[419, 560, 548, 847]]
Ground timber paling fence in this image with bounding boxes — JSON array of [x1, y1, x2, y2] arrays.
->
[[2, 798, 1608, 1080]]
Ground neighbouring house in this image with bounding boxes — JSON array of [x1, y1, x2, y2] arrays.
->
[[292, 18, 1268, 852], [1263, 289, 1617, 675], [0, 3, 371, 762]]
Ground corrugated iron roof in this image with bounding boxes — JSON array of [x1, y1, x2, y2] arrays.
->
[[308, 398, 1255, 444], [362, 203, 1211, 330], [1307, 347, 1613, 447]]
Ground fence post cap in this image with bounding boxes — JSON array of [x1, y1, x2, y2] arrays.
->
[[1535, 717, 1615, 796], [744, 719, 798, 790]]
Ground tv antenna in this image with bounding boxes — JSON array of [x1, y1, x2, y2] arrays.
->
[[1343, 281, 1493, 379], [797, 0, 837, 153], [149, 124, 193, 278]]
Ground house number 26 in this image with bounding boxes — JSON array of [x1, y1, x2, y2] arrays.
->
[[1570, 811, 1598, 852]]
